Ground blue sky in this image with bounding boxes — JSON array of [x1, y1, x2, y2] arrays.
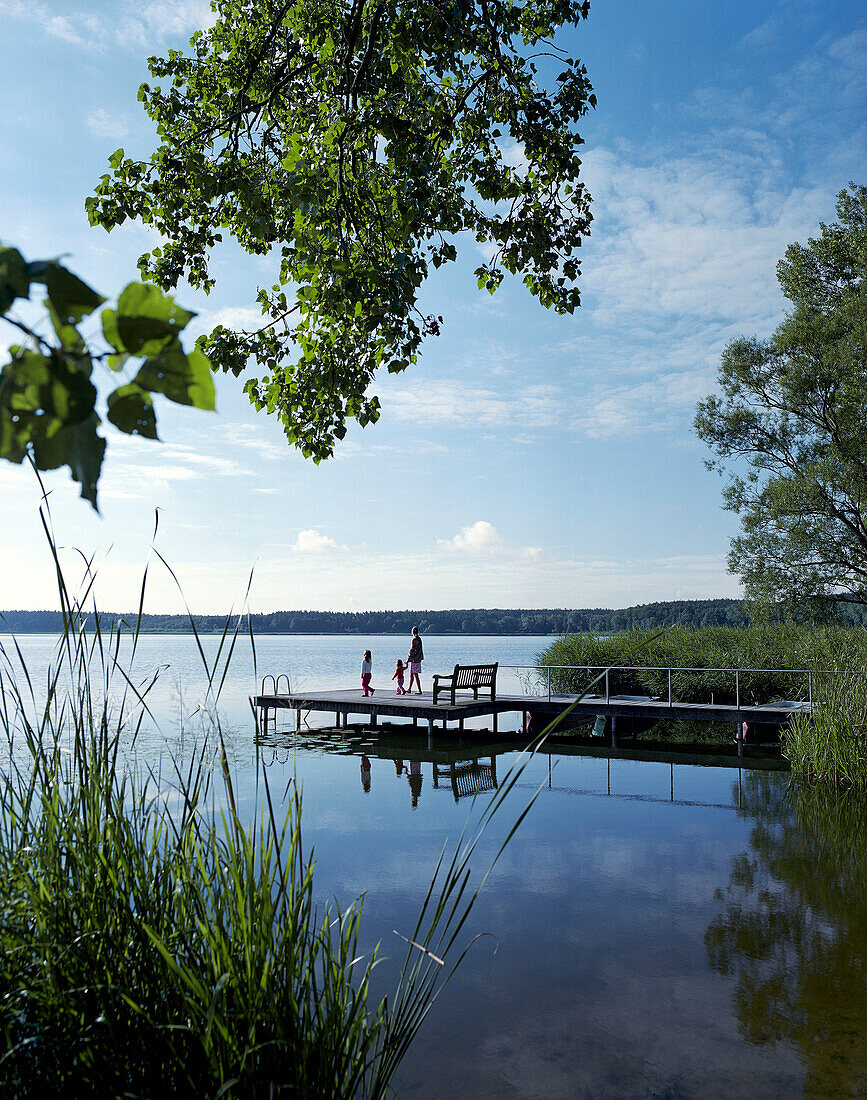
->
[[0, 0, 864, 613]]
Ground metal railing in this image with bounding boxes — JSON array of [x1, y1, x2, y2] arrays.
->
[[499, 663, 866, 708]]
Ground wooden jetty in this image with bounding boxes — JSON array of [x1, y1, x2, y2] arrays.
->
[[253, 686, 811, 748]]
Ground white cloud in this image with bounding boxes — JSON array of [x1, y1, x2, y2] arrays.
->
[[239, 548, 739, 612], [196, 305, 269, 335], [293, 530, 341, 553], [443, 520, 504, 555], [580, 147, 828, 333], [86, 108, 130, 140], [572, 370, 714, 440], [0, 0, 214, 52], [384, 379, 562, 431], [215, 424, 289, 462]]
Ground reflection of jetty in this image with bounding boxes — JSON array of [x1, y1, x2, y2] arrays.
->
[[256, 723, 788, 781], [254, 685, 811, 747]]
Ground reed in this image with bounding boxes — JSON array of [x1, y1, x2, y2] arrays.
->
[[0, 497, 546, 1095], [785, 673, 867, 788]]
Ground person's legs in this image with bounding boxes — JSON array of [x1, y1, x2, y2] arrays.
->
[[361, 672, 371, 696]]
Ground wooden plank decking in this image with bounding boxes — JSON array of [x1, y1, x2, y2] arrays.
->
[[254, 687, 812, 741]]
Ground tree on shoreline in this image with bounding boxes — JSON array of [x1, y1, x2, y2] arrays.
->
[[695, 183, 867, 616], [87, 0, 596, 461]]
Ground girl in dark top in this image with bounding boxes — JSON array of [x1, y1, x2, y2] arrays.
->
[[406, 627, 424, 694], [361, 650, 375, 696]]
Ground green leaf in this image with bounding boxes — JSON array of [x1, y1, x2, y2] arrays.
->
[[134, 343, 215, 410], [56, 412, 106, 510], [0, 247, 29, 314], [101, 306, 125, 352], [116, 282, 196, 354], [43, 263, 106, 324], [46, 301, 86, 353], [108, 352, 131, 372], [1, 348, 95, 425], [106, 384, 159, 439]]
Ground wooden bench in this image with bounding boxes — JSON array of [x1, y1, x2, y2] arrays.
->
[[432, 663, 498, 706]]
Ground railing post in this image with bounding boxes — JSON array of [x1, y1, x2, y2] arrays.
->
[[547, 666, 551, 702], [735, 669, 740, 710], [809, 670, 813, 709], [668, 668, 672, 707], [605, 668, 610, 704]]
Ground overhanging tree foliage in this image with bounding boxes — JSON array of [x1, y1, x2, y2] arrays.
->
[[695, 183, 867, 614], [87, 0, 595, 460], [0, 245, 214, 509]]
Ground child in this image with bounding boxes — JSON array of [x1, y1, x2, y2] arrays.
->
[[393, 658, 407, 694], [361, 650, 375, 696]]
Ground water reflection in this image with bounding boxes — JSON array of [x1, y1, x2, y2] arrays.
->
[[432, 757, 498, 802], [247, 727, 833, 1094], [706, 775, 867, 1096]]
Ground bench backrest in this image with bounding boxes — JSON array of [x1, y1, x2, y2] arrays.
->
[[453, 663, 497, 687]]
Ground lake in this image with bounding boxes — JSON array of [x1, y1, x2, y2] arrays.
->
[[2, 632, 864, 1096]]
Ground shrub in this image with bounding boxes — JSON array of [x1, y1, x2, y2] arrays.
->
[[536, 624, 867, 706]]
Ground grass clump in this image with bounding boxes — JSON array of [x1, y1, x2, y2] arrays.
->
[[0, 618, 395, 1095], [785, 673, 867, 788]]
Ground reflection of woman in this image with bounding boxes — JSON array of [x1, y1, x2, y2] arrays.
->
[[406, 627, 424, 694], [360, 755, 371, 793], [408, 760, 423, 808]]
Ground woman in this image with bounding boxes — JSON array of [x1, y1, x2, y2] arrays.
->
[[406, 627, 424, 694]]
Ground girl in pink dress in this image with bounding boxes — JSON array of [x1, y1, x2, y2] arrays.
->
[[393, 659, 407, 694]]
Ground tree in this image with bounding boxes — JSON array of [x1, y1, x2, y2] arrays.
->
[[86, 0, 595, 461], [695, 183, 867, 614], [0, 245, 214, 510]]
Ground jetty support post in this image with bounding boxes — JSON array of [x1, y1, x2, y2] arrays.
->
[[427, 718, 434, 749], [335, 711, 340, 729], [371, 711, 377, 728], [295, 708, 301, 732]]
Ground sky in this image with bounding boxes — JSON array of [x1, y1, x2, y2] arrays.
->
[[0, 0, 865, 614]]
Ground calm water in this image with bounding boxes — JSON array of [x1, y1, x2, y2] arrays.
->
[[2, 633, 865, 1097]]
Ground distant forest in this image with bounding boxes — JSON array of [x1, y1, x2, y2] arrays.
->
[[0, 599, 831, 634], [4, 599, 867, 636]]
